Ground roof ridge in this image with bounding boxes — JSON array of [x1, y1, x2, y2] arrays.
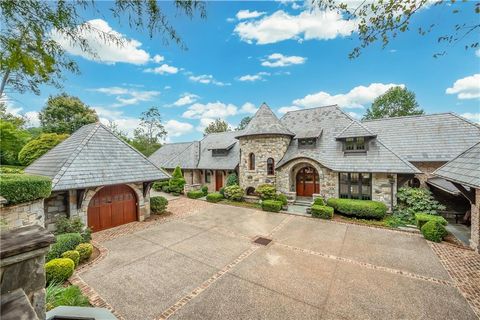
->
[[434, 141, 480, 174], [361, 112, 453, 122], [448, 112, 480, 129], [281, 104, 338, 117], [167, 141, 198, 169]]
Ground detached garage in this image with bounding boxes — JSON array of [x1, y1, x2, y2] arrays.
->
[[25, 122, 169, 232]]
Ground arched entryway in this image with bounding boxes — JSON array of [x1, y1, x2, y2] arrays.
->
[[87, 184, 137, 232], [296, 166, 320, 197]]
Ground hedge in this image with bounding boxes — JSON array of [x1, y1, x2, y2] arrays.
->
[[46, 233, 84, 262], [0, 174, 51, 205], [187, 190, 204, 199], [151, 196, 168, 214], [415, 213, 448, 229], [152, 180, 169, 191], [326, 198, 387, 219], [261, 200, 283, 212], [61, 250, 80, 267], [275, 193, 288, 206], [45, 258, 75, 284], [313, 197, 325, 206], [421, 220, 447, 242], [224, 185, 244, 201], [206, 192, 223, 203], [311, 205, 333, 219], [75, 243, 93, 262]]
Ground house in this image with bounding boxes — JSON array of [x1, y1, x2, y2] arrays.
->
[[25, 123, 170, 232], [150, 103, 480, 212]]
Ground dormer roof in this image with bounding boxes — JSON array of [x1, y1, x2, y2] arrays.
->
[[336, 121, 377, 140]]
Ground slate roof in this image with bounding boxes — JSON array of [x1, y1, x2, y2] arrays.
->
[[336, 121, 377, 139], [363, 113, 480, 162], [432, 142, 480, 189], [148, 141, 199, 169], [294, 128, 323, 139], [235, 103, 294, 138], [25, 123, 169, 191]]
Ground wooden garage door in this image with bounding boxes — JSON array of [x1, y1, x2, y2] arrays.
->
[[87, 185, 137, 232]]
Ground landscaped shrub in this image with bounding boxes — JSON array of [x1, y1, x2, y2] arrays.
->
[[153, 180, 169, 191], [206, 192, 223, 203], [45, 258, 75, 284], [75, 243, 93, 262], [46, 233, 84, 262], [61, 250, 80, 267], [168, 166, 186, 194], [54, 217, 91, 242], [161, 185, 170, 193], [223, 185, 244, 201], [219, 187, 225, 196], [275, 193, 288, 206], [150, 196, 168, 214], [415, 213, 448, 229], [327, 198, 387, 219], [396, 187, 446, 216], [261, 199, 283, 212], [201, 185, 208, 196], [311, 205, 333, 219], [256, 184, 276, 200], [313, 197, 325, 206], [421, 220, 447, 242], [187, 190, 204, 199], [0, 174, 51, 205], [0, 166, 23, 174], [46, 283, 90, 311], [226, 173, 238, 187], [18, 133, 69, 166]]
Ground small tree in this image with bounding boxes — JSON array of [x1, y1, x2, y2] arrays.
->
[[18, 133, 69, 165], [168, 166, 186, 194], [363, 87, 424, 120], [235, 116, 251, 131], [203, 119, 230, 136], [132, 107, 167, 156], [226, 173, 238, 187]]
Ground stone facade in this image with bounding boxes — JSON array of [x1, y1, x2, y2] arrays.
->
[[44, 192, 68, 232], [0, 198, 45, 229], [372, 173, 397, 212], [411, 161, 446, 187], [471, 188, 480, 253]]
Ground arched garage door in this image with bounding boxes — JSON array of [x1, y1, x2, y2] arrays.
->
[[87, 185, 137, 232]]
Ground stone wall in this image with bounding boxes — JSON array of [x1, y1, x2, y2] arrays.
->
[[372, 173, 397, 212], [0, 199, 45, 229], [44, 192, 68, 232], [411, 161, 446, 187], [239, 135, 291, 190], [471, 188, 479, 253]]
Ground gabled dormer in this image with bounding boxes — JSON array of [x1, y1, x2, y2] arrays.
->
[[294, 128, 323, 149], [208, 141, 236, 157], [336, 121, 377, 153]]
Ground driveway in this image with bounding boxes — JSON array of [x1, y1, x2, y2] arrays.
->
[[79, 199, 477, 320]]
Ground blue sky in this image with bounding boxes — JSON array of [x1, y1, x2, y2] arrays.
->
[[6, 0, 480, 142]]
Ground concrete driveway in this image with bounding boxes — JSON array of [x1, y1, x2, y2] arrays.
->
[[79, 200, 477, 320]]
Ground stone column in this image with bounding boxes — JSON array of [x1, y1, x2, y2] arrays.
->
[[471, 188, 480, 253]]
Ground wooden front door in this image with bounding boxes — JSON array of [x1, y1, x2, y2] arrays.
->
[[87, 185, 137, 232], [296, 167, 320, 197], [215, 171, 223, 191]]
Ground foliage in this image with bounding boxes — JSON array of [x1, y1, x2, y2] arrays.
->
[[255, 184, 276, 200], [46, 283, 90, 311], [0, 166, 23, 174], [132, 107, 167, 156], [275, 193, 288, 206], [18, 133, 68, 165], [54, 217, 91, 242], [396, 187, 446, 216], [226, 173, 238, 187], [206, 192, 224, 203], [151, 196, 168, 214], [311, 205, 334, 219], [223, 185, 244, 201], [153, 180, 169, 191], [168, 166, 186, 194], [363, 87, 424, 120], [61, 250, 80, 267], [313, 197, 325, 206], [0, 119, 30, 165], [236, 116, 252, 131], [327, 198, 387, 219], [75, 243, 93, 263], [415, 213, 448, 229], [203, 118, 231, 136], [261, 199, 283, 212], [45, 258, 75, 284], [187, 190, 204, 199], [219, 187, 225, 196], [201, 185, 209, 196], [421, 220, 447, 243], [47, 233, 84, 262], [162, 185, 171, 193], [0, 174, 51, 205]]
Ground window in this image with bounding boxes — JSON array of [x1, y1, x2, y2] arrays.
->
[[205, 170, 211, 183], [339, 172, 371, 200], [249, 153, 255, 170], [344, 137, 366, 152], [298, 138, 316, 148], [267, 158, 275, 175], [212, 149, 228, 157]]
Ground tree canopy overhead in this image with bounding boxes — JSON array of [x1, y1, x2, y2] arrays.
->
[[236, 116, 252, 131], [204, 119, 231, 136], [362, 86, 424, 120]]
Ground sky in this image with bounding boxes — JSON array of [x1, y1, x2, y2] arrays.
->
[[5, 0, 480, 143]]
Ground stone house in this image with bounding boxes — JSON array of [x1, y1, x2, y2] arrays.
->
[[149, 103, 480, 211], [24, 123, 169, 232]]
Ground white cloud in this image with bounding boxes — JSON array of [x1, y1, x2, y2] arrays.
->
[[446, 74, 480, 99], [165, 120, 194, 137], [173, 93, 199, 106], [240, 102, 258, 114], [234, 9, 356, 45], [91, 86, 160, 106], [164, 85, 171, 90], [182, 102, 238, 119], [261, 53, 306, 67], [144, 64, 179, 75], [238, 72, 270, 82], [51, 19, 150, 65], [226, 17, 236, 23], [152, 54, 164, 63], [236, 10, 266, 20], [460, 113, 480, 123], [476, 49, 480, 57], [189, 74, 230, 86], [278, 106, 301, 114], [347, 111, 361, 119], [100, 117, 140, 137], [25, 111, 40, 127]]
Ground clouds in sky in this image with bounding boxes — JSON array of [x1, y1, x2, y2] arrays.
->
[[188, 74, 231, 86], [173, 93, 199, 106], [236, 10, 266, 20], [446, 74, 480, 99], [91, 86, 160, 106], [261, 53, 306, 67], [238, 72, 270, 82], [144, 64, 179, 75]]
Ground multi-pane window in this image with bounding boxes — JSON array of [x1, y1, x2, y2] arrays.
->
[[267, 158, 275, 175], [249, 153, 255, 170], [339, 172, 371, 200], [212, 149, 228, 157], [344, 137, 366, 151], [298, 138, 316, 148]]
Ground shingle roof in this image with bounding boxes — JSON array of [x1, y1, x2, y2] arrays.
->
[[294, 128, 323, 139], [433, 142, 480, 189], [362, 113, 480, 162], [25, 123, 169, 191], [235, 103, 294, 138], [336, 121, 377, 139], [148, 142, 199, 169]]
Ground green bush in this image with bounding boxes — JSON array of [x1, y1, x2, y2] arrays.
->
[[61, 250, 80, 267], [0, 166, 23, 174], [168, 166, 186, 194], [311, 205, 333, 219], [396, 187, 446, 216], [54, 217, 91, 243], [327, 198, 387, 219], [0, 174, 51, 205], [45, 258, 75, 284], [75, 243, 93, 262], [261, 199, 283, 212], [219, 187, 225, 196], [153, 180, 169, 191], [415, 213, 448, 229], [206, 192, 223, 203], [313, 197, 325, 206], [275, 193, 288, 206], [223, 185, 244, 201], [161, 185, 170, 193], [187, 190, 204, 199], [46, 283, 90, 311], [421, 220, 447, 242], [47, 233, 84, 262], [150, 196, 168, 214], [226, 173, 238, 187], [256, 184, 276, 200], [18, 133, 69, 166], [201, 185, 209, 196]]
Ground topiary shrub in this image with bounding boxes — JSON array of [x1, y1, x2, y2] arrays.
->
[[45, 258, 75, 284], [187, 190, 204, 199], [311, 205, 333, 219], [46, 233, 84, 262], [153, 180, 169, 191], [275, 193, 288, 206], [261, 200, 283, 212], [327, 198, 387, 219], [313, 197, 325, 206], [61, 250, 80, 267], [168, 166, 186, 194], [256, 184, 276, 200], [150, 196, 168, 214], [223, 185, 244, 201], [18, 133, 69, 166], [421, 220, 447, 242], [75, 243, 94, 262], [206, 192, 223, 203], [415, 213, 448, 229], [201, 185, 209, 196], [0, 174, 51, 205], [226, 173, 238, 187]]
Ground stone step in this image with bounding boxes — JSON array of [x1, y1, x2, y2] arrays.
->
[[293, 201, 312, 207]]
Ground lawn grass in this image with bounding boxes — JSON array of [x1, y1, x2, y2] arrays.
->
[[219, 199, 261, 210], [333, 214, 410, 229]]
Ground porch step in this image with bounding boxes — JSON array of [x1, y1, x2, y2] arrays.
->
[[293, 200, 312, 207]]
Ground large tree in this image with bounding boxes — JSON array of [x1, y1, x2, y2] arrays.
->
[[131, 107, 167, 156], [362, 87, 424, 120], [204, 119, 230, 136], [235, 116, 252, 131], [39, 93, 98, 134], [0, 104, 30, 165]]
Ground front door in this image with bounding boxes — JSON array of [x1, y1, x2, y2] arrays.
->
[[296, 167, 320, 197], [215, 171, 223, 191]]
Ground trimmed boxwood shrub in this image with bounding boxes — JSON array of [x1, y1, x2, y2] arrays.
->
[[61, 250, 80, 267], [46, 233, 84, 262], [256, 184, 276, 200], [311, 205, 333, 219], [75, 243, 93, 262], [54, 217, 91, 242], [206, 192, 223, 203], [262, 200, 283, 212], [313, 197, 325, 206], [151, 196, 168, 214], [421, 220, 447, 242], [153, 180, 169, 191], [201, 185, 208, 196], [415, 213, 448, 229], [18, 133, 69, 166], [224, 185, 244, 201], [275, 193, 288, 206], [168, 166, 186, 194], [187, 190, 204, 199], [327, 198, 387, 219], [45, 258, 75, 284], [0, 174, 52, 205]]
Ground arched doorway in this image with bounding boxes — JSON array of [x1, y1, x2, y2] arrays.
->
[[87, 184, 137, 232], [296, 166, 320, 197]]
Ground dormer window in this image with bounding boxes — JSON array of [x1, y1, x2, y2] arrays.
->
[[212, 149, 228, 157], [298, 138, 316, 148], [344, 137, 366, 152]]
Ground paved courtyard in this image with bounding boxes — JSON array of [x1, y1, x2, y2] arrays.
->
[[77, 199, 478, 320]]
